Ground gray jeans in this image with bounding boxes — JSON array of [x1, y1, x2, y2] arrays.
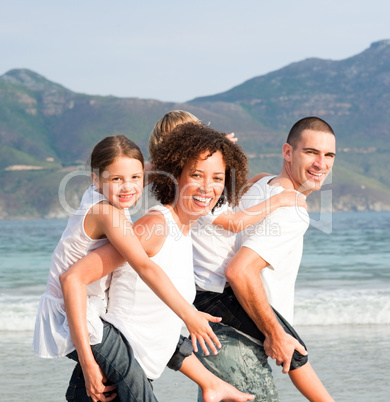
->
[[195, 323, 280, 402], [194, 287, 308, 370], [66, 320, 157, 401]]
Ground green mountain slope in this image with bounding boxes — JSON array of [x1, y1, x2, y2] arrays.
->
[[191, 40, 390, 149], [1, 41, 390, 219]]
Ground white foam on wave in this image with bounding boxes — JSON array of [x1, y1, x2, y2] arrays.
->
[[0, 294, 39, 331], [1, 287, 390, 331], [294, 288, 390, 325]]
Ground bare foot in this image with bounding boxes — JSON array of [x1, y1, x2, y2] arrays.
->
[[202, 379, 254, 402]]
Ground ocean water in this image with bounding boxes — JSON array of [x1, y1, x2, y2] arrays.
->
[[0, 212, 389, 401]]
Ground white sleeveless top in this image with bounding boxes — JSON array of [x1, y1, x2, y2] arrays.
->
[[33, 185, 111, 358], [103, 205, 196, 380], [192, 203, 237, 293]]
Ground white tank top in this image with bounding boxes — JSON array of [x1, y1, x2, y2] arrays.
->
[[103, 205, 196, 380], [33, 185, 111, 358], [192, 204, 236, 293]]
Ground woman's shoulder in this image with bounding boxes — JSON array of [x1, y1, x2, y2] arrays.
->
[[134, 208, 166, 226]]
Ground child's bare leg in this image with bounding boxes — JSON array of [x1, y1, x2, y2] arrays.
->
[[288, 362, 334, 401], [179, 353, 254, 402]]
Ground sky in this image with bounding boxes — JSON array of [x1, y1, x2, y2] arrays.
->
[[1, 0, 390, 103]]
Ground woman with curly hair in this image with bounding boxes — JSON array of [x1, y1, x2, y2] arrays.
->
[[61, 123, 254, 402], [148, 112, 322, 401], [149, 122, 247, 210]]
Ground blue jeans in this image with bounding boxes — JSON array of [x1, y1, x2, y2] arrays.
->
[[195, 323, 280, 402], [194, 286, 308, 370], [66, 320, 157, 402], [166, 335, 193, 371]]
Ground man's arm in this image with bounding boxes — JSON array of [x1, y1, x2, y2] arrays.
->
[[225, 246, 306, 373]]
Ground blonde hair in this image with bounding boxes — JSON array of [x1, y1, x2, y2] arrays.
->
[[148, 110, 200, 158]]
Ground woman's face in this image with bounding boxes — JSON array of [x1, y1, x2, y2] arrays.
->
[[176, 150, 226, 219]]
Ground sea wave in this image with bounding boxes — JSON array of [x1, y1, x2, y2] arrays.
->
[[1, 288, 390, 331], [0, 294, 40, 331], [294, 288, 390, 325]]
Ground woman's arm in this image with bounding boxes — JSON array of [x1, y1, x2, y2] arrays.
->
[[213, 190, 307, 233], [61, 205, 223, 397], [60, 244, 123, 402], [65, 204, 222, 352]]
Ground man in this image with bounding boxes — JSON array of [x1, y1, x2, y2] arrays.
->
[[193, 116, 336, 400]]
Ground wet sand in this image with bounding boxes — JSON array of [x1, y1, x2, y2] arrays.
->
[[2, 325, 389, 401]]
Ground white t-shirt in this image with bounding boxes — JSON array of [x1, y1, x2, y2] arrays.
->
[[33, 186, 111, 358], [192, 204, 236, 293], [103, 205, 196, 380], [236, 176, 309, 324]]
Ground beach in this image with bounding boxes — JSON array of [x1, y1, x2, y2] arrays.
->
[[1, 325, 389, 401], [1, 212, 389, 400]]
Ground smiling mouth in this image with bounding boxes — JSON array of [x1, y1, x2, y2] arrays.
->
[[307, 170, 325, 179], [193, 195, 213, 206], [118, 194, 135, 201]]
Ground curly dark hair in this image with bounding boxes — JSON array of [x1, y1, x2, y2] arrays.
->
[[149, 122, 248, 209]]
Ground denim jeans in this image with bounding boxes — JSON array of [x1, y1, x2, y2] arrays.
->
[[166, 335, 193, 371], [195, 323, 280, 402], [66, 320, 157, 402], [194, 286, 308, 370]]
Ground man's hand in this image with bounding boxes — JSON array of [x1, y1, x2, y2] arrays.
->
[[263, 331, 307, 374], [82, 361, 117, 402], [226, 132, 238, 143]]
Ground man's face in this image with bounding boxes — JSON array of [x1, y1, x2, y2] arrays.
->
[[284, 129, 336, 195]]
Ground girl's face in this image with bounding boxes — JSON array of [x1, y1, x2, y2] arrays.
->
[[93, 156, 144, 210], [176, 150, 225, 219]]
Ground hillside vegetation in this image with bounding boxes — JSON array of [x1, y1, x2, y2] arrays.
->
[[1, 40, 390, 218]]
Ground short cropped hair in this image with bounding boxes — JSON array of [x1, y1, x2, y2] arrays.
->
[[287, 117, 335, 149], [148, 110, 200, 159], [149, 123, 248, 209]]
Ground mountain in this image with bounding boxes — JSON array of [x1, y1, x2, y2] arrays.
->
[[1, 40, 390, 219], [191, 40, 390, 149]]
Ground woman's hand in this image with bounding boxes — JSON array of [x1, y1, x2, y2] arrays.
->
[[82, 361, 117, 402], [184, 310, 222, 355]]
